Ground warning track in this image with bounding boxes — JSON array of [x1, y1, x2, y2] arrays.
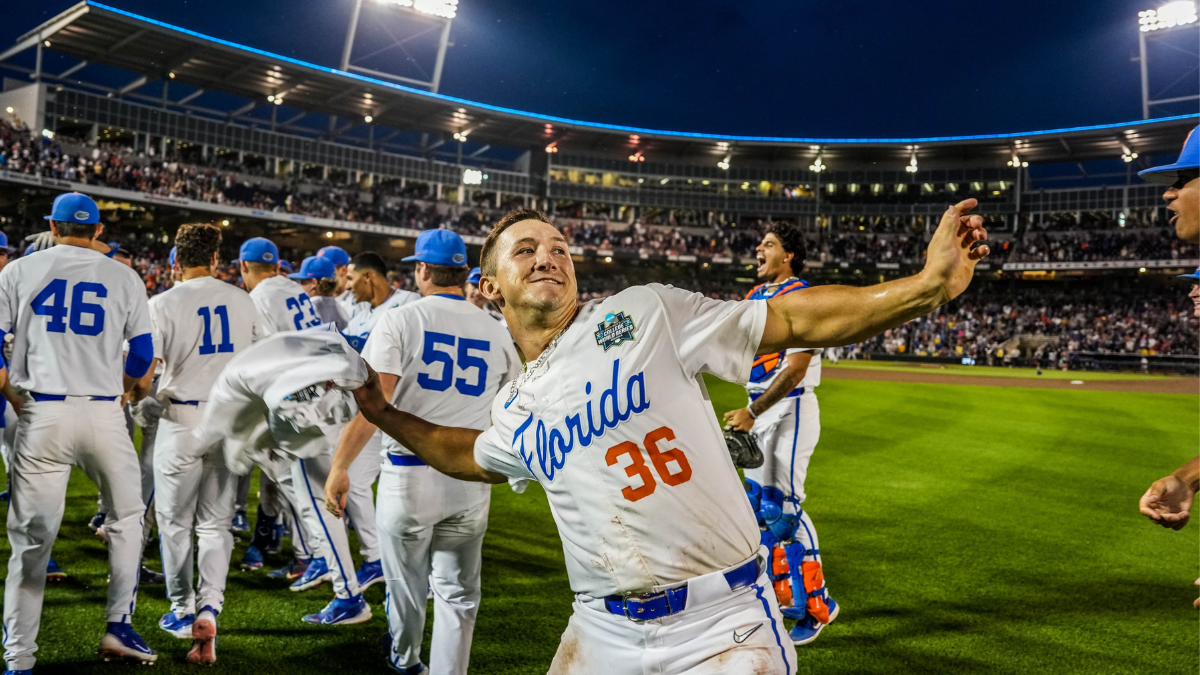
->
[[823, 365, 1199, 394]]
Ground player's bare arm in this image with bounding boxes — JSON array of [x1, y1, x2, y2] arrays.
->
[[724, 351, 811, 432], [758, 198, 989, 354], [352, 363, 504, 485], [1139, 455, 1199, 530], [127, 359, 157, 403], [324, 371, 396, 517]]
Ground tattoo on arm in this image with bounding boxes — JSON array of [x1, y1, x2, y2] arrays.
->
[[748, 363, 804, 417]]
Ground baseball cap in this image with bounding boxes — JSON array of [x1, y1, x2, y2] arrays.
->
[[168, 246, 177, 267], [280, 260, 293, 273], [1179, 265, 1200, 280], [467, 266, 481, 285], [402, 229, 467, 267], [235, 237, 279, 264], [289, 255, 337, 280], [23, 244, 35, 257], [317, 245, 351, 267], [44, 192, 100, 224], [1139, 124, 1199, 185], [0, 231, 8, 249]]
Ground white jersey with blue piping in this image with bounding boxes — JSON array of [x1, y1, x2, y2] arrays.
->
[[342, 287, 420, 353], [0, 245, 151, 397], [744, 279, 822, 394], [249, 275, 321, 335], [471, 284, 765, 597]]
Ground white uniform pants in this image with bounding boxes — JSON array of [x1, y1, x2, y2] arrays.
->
[[1, 403, 17, 477], [3, 397, 145, 671], [549, 554, 798, 675], [744, 390, 819, 507], [377, 462, 489, 675], [154, 403, 236, 617], [291, 449, 361, 599], [259, 461, 314, 560], [344, 433, 383, 562]]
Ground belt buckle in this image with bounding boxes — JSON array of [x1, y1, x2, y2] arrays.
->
[[621, 592, 662, 623]]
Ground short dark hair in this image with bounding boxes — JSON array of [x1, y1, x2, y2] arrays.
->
[[480, 208, 556, 276], [349, 251, 388, 278], [424, 262, 469, 288], [766, 222, 807, 270], [174, 223, 222, 269], [112, 248, 133, 261], [244, 261, 278, 275], [53, 220, 96, 239]]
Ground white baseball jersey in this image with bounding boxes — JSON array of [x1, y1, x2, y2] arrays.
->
[[472, 284, 765, 597], [0, 245, 151, 396], [148, 276, 262, 402], [362, 293, 521, 456], [310, 295, 349, 331], [249, 275, 320, 335], [342, 288, 419, 353]]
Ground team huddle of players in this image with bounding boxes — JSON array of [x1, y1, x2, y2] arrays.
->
[[0, 188, 998, 675]]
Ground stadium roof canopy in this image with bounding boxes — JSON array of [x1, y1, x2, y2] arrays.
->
[[3, 1, 1198, 171]]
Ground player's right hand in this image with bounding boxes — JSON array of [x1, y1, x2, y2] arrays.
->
[[324, 466, 351, 519], [1138, 474, 1194, 530], [351, 362, 389, 422]]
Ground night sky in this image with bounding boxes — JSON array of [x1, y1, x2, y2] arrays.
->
[[0, 0, 1178, 138]]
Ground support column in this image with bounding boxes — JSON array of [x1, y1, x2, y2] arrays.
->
[[494, 191, 501, 208], [435, 182, 442, 201]]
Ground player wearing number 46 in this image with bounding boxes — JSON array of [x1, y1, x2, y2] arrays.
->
[[137, 223, 262, 664], [334, 203, 989, 675], [0, 192, 159, 672], [329, 229, 519, 675]]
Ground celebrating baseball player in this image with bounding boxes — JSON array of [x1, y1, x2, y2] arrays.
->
[[316, 245, 357, 312], [327, 229, 520, 675], [335, 200, 989, 674], [141, 223, 262, 663], [723, 222, 837, 644], [1, 192, 159, 670], [290, 256, 350, 330]]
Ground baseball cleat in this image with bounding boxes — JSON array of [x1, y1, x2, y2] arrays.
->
[[46, 557, 66, 581], [231, 510, 249, 533], [265, 522, 284, 555], [290, 557, 332, 591], [302, 595, 372, 625], [187, 607, 218, 665], [0, 489, 9, 504], [268, 557, 311, 580], [789, 597, 839, 645], [4, 669, 33, 675], [159, 612, 195, 639], [388, 661, 427, 674], [240, 545, 265, 571], [356, 559, 384, 590], [99, 622, 157, 663], [139, 565, 165, 584]]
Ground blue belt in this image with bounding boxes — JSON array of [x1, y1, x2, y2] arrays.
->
[[387, 454, 427, 467], [30, 392, 118, 402], [749, 387, 803, 403], [169, 398, 200, 405], [603, 556, 761, 622]]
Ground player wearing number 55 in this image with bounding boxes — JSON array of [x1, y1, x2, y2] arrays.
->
[[330, 203, 989, 675], [0, 192, 159, 672]]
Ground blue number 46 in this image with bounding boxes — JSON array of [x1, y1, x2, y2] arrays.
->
[[417, 331, 491, 397], [31, 279, 107, 336]]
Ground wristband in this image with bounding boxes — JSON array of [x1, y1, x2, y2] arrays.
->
[[746, 407, 758, 420]]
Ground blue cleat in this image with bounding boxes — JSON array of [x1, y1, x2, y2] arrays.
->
[[4, 669, 33, 675], [356, 559, 384, 590], [240, 545, 265, 571], [231, 510, 249, 533], [99, 622, 157, 663], [789, 597, 839, 645], [290, 557, 332, 592], [0, 489, 9, 504], [302, 595, 372, 625], [388, 660, 427, 674], [46, 557, 66, 581], [269, 557, 311, 580], [158, 611, 195, 639]]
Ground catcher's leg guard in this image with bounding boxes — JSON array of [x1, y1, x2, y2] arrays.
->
[[770, 544, 793, 608], [783, 513, 833, 624], [744, 479, 763, 513]]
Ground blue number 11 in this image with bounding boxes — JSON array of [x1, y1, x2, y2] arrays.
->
[[197, 306, 234, 355]]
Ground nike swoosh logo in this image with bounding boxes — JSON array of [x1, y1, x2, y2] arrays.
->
[[733, 623, 763, 644]]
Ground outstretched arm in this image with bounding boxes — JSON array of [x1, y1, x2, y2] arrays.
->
[[1139, 455, 1199, 530], [759, 199, 989, 354]]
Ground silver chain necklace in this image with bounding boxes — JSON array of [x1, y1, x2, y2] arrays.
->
[[507, 306, 581, 404]]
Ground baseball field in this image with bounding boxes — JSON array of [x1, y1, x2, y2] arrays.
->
[[0, 363, 1196, 674]]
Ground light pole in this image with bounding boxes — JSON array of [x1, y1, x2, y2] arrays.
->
[[1136, 1, 1199, 118], [341, 0, 458, 93]]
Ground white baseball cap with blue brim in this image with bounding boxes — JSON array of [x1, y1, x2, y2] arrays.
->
[[45, 192, 100, 224], [402, 229, 468, 267], [234, 237, 279, 264], [1139, 124, 1199, 185]]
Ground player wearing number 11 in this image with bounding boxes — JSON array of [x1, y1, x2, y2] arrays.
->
[[335, 202, 990, 674]]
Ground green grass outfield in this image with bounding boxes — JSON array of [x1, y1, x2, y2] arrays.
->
[[1, 375, 1197, 674], [825, 360, 1173, 381]]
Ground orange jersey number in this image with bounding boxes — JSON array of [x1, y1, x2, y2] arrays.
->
[[604, 426, 693, 502]]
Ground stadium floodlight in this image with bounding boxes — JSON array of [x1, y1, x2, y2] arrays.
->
[[1139, 1, 1197, 31], [809, 156, 826, 173], [462, 168, 483, 185], [453, 130, 470, 141], [343, 0, 457, 92], [628, 151, 645, 162], [375, 0, 459, 19], [905, 153, 919, 173], [545, 142, 558, 154], [364, 115, 374, 123], [717, 156, 731, 170], [1006, 153, 1028, 168]]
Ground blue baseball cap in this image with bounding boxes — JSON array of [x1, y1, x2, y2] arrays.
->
[[23, 244, 36, 256], [168, 246, 177, 267], [280, 260, 293, 273], [1180, 265, 1200, 280], [317, 245, 351, 267], [402, 229, 467, 267], [1139, 124, 1199, 185], [289, 255, 337, 280], [44, 192, 100, 224], [235, 237, 279, 264], [467, 267, 481, 285], [0, 231, 8, 249]]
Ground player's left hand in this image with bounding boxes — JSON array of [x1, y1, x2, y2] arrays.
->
[[1139, 474, 1194, 530], [722, 408, 755, 432], [921, 198, 990, 303]]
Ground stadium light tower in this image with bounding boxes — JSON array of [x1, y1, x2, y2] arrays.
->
[[341, 0, 457, 92], [1136, 1, 1199, 118]]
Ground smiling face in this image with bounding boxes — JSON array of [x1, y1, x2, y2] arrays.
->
[[483, 219, 577, 316], [755, 232, 794, 280], [346, 265, 374, 303], [1165, 173, 1199, 244]]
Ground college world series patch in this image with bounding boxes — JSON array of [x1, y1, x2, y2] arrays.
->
[[594, 311, 636, 351]]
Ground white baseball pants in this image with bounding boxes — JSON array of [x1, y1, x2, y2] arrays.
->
[[259, 461, 314, 560], [291, 448, 361, 599], [377, 462, 489, 675], [550, 554, 798, 675], [343, 432, 383, 563], [153, 402, 236, 617], [3, 397, 145, 671], [744, 390, 820, 507]]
